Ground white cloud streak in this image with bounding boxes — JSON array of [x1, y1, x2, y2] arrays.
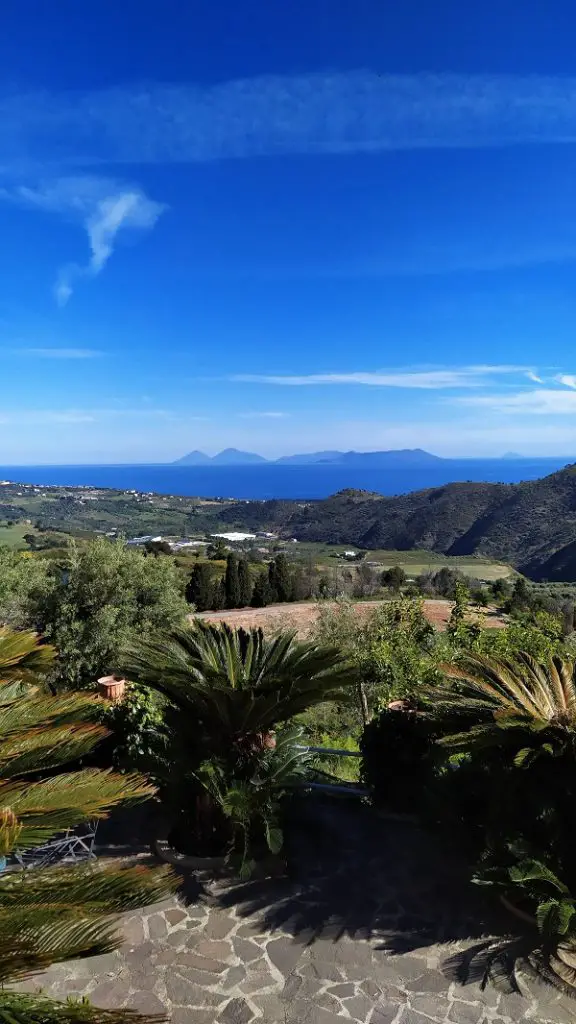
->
[[232, 366, 524, 389], [0, 407, 174, 426], [3, 74, 576, 165], [12, 347, 101, 359], [1, 176, 166, 303], [238, 411, 289, 419], [455, 389, 576, 415]]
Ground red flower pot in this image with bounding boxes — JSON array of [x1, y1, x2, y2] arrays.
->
[[97, 675, 127, 701]]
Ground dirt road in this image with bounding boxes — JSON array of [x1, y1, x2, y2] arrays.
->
[[193, 599, 505, 638]]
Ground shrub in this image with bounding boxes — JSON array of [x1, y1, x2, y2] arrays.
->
[[360, 706, 444, 814]]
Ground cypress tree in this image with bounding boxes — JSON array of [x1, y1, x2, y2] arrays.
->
[[238, 558, 253, 606], [268, 559, 279, 603], [225, 552, 241, 609], [211, 576, 226, 610], [186, 562, 213, 611], [273, 553, 293, 603], [251, 571, 272, 608]]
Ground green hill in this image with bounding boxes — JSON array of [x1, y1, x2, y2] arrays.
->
[[217, 465, 576, 580]]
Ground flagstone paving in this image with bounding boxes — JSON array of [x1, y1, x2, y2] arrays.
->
[[16, 801, 576, 1023]]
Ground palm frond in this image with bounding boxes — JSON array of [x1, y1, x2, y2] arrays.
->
[[0, 693, 104, 735], [0, 626, 178, 1024], [0, 723, 110, 778], [0, 862, 175, 912], [122, 621, 356, 739], [0, 629, 54, 686], [0, 916, 120, 983], [0, 991, 168, 1023], [0, 769, 156, 852], [426, 654, 576, 755]]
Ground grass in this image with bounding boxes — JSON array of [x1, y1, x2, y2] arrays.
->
[[0, 522, 38, 549]]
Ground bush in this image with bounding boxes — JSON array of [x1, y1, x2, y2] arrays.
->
[[39, 538, 188, 689], [360, 706, 444, 814]]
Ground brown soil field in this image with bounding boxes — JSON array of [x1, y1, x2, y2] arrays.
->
[[193, 599, 506, 638]]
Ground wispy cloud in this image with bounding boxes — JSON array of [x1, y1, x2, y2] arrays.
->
[[12, 347, 101, 359], [556, 374, 576, 390], [1, 176, 166, 303], [238, 411, 289, 419], [455, 389, 576, 415], [3, 74, 576, 165], [232, 366, 523, 389], [0, 407, 175, 426]]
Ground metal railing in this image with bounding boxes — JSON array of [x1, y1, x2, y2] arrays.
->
[[295, 744, 368, 798]]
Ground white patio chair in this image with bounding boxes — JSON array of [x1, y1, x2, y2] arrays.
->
[[13, 821, 99, 869]]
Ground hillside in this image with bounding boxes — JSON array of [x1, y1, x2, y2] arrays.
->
[[4, 464, 576, 580], [217, 466, 576, 579]]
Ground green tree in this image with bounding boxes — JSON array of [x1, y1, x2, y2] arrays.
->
[[268, 554, 292, 603], [143, 540, 172, 556], [251, 571, 272, 608], [431, 567, 462, 599], [491, 576, 512, 604], [0, 626, 175, 1023], [211, 576, 226, 610], [38, 539, 187, 690], [225, 552, 241, 609], [448, 580, 470, 630], [381, 566, 407, 593], [238, 558, 253, 607], [508, 575, 532, 614], [186, 562, 213, 611], [0, 547, 53, 629], [354, 563, 377, 598], [206, 539, 229, 561]]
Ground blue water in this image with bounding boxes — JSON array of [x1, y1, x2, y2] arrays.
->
[[0, 458, 571, 500]]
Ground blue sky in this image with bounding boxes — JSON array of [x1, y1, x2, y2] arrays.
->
[[4, 0, 576, 462]]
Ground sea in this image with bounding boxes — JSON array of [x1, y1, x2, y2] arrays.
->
[[0, 458, 572, 500]]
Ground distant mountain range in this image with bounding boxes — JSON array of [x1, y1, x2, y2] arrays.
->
[[173, 447, 444, 467]]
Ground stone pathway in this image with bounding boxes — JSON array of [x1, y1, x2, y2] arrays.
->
[[15, 801, 576, 1023]]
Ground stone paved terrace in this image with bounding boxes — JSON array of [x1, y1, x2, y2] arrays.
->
[[16, 800, 576, 1023]]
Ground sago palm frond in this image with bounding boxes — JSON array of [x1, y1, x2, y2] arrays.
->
[[425, 653, 576, 752], [122, 622, 355, 738], [0, 684, 111, 779], [0, 990, 168, 1023], [0, 769, 156, 853], [0, 861, 175, 914], [0, 864, 175, 983], [0, 722, 109, 778], [0, 691, 104, 735], [0, 628, 55, 686], [0, 626, 178, 1024]]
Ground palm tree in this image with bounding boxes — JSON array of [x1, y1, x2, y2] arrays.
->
[[121, 623, 355, 864], [122, 622, 356, 754], [425, 652, 576, 758], [0, 628, 175, 1023], [425, 652, 576, 989]]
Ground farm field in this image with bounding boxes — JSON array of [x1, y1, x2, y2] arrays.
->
[[195, 598, 507, 638], [289, 542, 514, 580]]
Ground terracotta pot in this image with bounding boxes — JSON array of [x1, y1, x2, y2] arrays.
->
[[97, 675, 127, 701]]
